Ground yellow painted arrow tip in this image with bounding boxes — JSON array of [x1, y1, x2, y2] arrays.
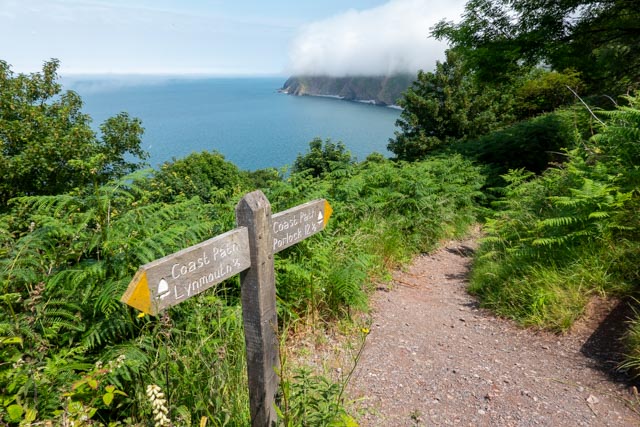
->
[[323, 200, 333, 227], [120, 270, 154, 315]]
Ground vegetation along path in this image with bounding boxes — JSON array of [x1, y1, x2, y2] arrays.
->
[[347, 234, 640, 426]]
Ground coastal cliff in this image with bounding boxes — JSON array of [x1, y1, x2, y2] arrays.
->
[[280, 75, 414, 106]]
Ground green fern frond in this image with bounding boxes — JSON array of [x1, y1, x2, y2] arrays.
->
[[538, 216, 578, 227], [550, 197, 581, 207], [531, 236, 569, 247], [327, 261, 367, 310], [10, 193, 80, 216], [276, 259, 313, 284], [94, 278, 126, 317], [40, 317, 85, 336], [83, 316, 135, 350], [48, 260, 106, 294], [478, 250, 500, 260]]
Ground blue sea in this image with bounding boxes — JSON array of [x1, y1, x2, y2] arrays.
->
[[66, 77, 401, 171]]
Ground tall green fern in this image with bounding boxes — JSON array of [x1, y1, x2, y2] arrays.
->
[[472, 94, 640, 332], [0, 173, 233, 423]]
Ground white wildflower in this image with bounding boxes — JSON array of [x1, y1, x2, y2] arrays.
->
[[12, 358, 24, 370], [107, 354, 127, 373], [146, 384, 171, 427], [115, 354, 126, 368]]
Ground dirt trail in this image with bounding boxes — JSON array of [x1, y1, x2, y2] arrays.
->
[[346, 236, 640, 426]]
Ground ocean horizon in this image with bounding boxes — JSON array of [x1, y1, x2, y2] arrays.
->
[[64, 76, 401, 171]]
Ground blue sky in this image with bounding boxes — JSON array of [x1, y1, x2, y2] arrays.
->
[[1, 0, 465, 76]]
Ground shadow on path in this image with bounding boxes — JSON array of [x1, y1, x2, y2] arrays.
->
[[580, 298, 640, 387]]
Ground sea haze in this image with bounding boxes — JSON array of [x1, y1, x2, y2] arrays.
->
[[66, 77, 401, 171]]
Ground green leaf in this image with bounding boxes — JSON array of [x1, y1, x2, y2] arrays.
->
[[87, 378, 99, 390], [103, 392, 114, 406], [68, 401, 83, 414], [7, 404, 23, 422], [588, 211, 610, 219], [24, 407, 37, 422], [0, 337, 23, 345], [337, 414, 359, 427]]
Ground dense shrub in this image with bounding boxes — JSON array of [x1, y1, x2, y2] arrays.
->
[[515, 69, 584, 119], [470, 96, 640, 332], [146, 150, 249, 203], [292, 137, 354, 177], [454, 109, 584, 177]]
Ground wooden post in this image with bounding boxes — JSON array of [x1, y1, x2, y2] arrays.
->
[[236, 191, 279, 427]]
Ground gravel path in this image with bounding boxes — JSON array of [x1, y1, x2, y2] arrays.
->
[[346, 236, 640, 426]]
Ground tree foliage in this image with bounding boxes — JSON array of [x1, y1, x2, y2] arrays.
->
[[388, 50, 515, 161], [0, 59, 147, 207], [515, 68, 584, 119], [453, 108, 583, 179], [292, 137, 354, 177], [146, 150, 247, 203], [432, 0, 640, 93]]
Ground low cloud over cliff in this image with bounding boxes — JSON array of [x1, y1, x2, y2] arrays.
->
[[287, 0, 465, 77]]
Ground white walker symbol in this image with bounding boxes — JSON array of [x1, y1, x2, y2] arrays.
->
[[158, 279, 169, 300]]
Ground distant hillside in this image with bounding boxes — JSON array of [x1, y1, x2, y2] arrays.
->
[[280, 75, 414, 106]]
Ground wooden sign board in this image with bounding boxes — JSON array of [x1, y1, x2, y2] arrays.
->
[[120, 227, 251, 315], [272, 199, 333, 253]]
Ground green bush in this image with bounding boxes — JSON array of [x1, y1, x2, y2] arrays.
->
[[470, 97, 640, 332], [292, 138, 354, 178], [454, 109, 583, 177], [515, 69, 584, 119], [147, 150, 249, 203]]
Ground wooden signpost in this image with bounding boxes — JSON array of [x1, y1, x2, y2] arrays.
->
[[121, 190, 333, 426]]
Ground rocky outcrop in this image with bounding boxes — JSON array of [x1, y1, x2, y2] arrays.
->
[[280, 75, 414, 106]]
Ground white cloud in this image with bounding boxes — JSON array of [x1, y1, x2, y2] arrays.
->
[[287, 0, 465, 76]]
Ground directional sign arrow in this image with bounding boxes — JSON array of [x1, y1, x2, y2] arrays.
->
[[121, 198, 333, 315], [121, 227, 251, 315], [272, 199, 333, 253]]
